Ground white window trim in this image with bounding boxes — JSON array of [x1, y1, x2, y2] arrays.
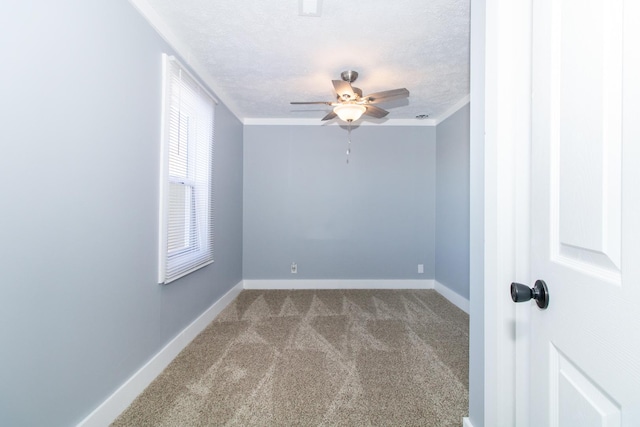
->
[[158, 54, 216, 284]]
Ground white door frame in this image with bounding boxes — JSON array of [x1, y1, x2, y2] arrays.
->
[[470, 0, 533, 426]]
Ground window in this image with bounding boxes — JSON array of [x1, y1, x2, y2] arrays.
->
[[159, 54, 216, 284]]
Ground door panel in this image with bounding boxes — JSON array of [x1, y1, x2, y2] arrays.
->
[[552, 345, 621, 427], [530, 0, 639, 425], [551, 0, 623, 279]]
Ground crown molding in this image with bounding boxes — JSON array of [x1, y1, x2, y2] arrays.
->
[[243, 118, 438, 126], [243, 95, 470, 127], [432, 95, 470, 125], [127, 0, 244, 121], [128, 0, 469, 128]]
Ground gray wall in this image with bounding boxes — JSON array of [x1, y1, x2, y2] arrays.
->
[[435, 104, 471, 299], [0, 1, 243, 426], [243, 125, 436, 280]]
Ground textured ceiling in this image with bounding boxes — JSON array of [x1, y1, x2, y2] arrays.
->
[[136, 0, 470, 124]]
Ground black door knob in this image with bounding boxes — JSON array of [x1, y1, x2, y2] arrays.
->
[[510, 280, 549, 309]]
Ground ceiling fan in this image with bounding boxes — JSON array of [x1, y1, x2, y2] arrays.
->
[[291, 70, 410, 122]]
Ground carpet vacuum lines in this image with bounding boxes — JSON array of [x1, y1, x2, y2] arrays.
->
[[113, 289, 469, 426]]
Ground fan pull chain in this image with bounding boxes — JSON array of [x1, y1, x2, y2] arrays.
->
[[346, 120, 352, 164]]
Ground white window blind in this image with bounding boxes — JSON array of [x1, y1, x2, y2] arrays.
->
[[159, 54, 215, 284]]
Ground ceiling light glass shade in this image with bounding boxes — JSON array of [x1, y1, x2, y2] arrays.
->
[[333, 104, 366, 122]]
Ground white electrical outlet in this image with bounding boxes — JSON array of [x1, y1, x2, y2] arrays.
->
[[418, 264, 424, 274], [291, 262, 298, 274]]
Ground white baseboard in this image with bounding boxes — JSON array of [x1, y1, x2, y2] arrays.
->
[[243, 279, 469, 314], [243, 279, 435, 290], [463, 417, 474, 427], [77, 281, 243, 427], [434, 280, 470, 314]]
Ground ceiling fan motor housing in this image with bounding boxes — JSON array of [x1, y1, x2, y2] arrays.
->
[[340, 70, 359, 83]]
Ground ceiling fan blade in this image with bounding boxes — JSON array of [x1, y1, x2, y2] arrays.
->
[[321, 111, 337, 121], [290, 101, 333, 105], [332, 80, 356, 100], [363, 88, 410, 104], [364, 105, 389, 118]]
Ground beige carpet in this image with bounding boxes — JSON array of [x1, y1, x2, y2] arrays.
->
[[113, 289, 468, 426]]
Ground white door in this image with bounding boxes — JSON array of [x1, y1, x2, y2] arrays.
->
[[526, 0, 640, 425]]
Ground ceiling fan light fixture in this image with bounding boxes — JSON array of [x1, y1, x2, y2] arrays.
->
[[333, 104, 366, 122]]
